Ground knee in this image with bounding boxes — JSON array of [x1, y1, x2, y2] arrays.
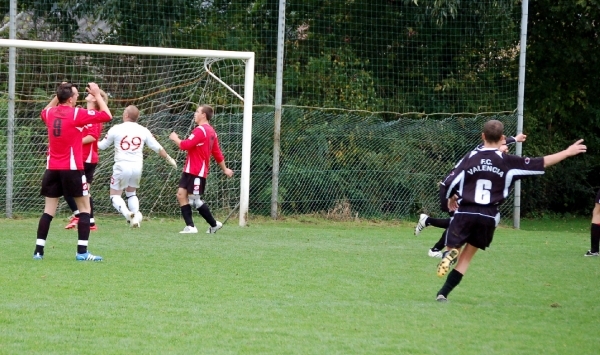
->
[[176, 190, 187, 202]]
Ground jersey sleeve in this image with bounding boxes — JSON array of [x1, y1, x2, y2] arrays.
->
[[505, 136, 516, 146], [84, 123, 102, 140], [144, 128, 164, 153], [179, 127, 205, 151], [211, 134, 225, 163], [40, 108, 50, 124], [76, 109, 111, 126], [97, 127, 115, 150], [504, 155, 545, 178]]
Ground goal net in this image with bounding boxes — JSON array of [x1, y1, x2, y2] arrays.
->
[[0, 40, 254, 226]]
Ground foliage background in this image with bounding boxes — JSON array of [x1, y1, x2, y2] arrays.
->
[[0, 0, 598, 217]]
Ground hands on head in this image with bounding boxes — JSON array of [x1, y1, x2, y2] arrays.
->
[[86, 82, 101, 96]]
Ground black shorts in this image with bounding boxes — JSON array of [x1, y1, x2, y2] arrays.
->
[[446, 205, 499, 250], [41, 170, 88, 198], [178, 172, 206, 196], [84, 163, 97, 184]]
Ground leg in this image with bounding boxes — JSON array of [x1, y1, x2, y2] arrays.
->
[[34, 197, 59, 258], [110, 188, 134, 221], [437, 244, 478, 301], [177, 187, 197, 233], [125, 187, 143, 228], [63, 195, 80, 229], [587, 204, 600, 256], [428, 230, 447, 258], [125, 187, 139, 213], [195, 198, 221, 233], [89, 194, 96, 228], [73, 195, 102, 261]]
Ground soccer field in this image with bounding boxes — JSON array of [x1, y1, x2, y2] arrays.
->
[[0, 216, 598, 354]]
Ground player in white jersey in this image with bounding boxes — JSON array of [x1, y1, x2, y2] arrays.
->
[[98, 105, 177, 227]]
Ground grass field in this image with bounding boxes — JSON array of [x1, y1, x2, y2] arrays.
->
[[0, 215, 598, 354]]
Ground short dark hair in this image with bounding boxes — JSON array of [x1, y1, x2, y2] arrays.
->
[[200, 105, 214, 121], [56, 83, 77, 104], [483, 120, 504, 143]]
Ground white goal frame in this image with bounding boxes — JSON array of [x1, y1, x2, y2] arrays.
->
[[0, 39, 254, 227]]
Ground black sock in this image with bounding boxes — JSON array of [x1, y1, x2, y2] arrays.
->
[[426, 217, 450, 229], [432, 230, 447, 251], [591, 224, 600, 253], [197, 204, 216, 227], [77, 213, 90, 254], [89, 196, 95, 225], [64, 195, 79, 216], [181, 204, 194, 227], [437, 269, 464, 298], [35, 213, 53, 255]]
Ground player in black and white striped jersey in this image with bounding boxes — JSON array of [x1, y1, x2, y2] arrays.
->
[[434, 120, 586, 302], [415, 133, 527, 258]]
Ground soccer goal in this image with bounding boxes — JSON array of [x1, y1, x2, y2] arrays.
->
[[0, 39, 254, 226]]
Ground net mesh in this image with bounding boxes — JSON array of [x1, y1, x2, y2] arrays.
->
[[0, 49, 245, 218], [0, 1, 521, 221]]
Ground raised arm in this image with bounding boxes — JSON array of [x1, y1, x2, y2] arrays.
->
[[543, 139, 586, 167], [86, 83, 112, 118]]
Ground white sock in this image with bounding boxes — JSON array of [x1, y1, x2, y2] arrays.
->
[[126, 191, 139, 213], [111, 195, 132, 218]]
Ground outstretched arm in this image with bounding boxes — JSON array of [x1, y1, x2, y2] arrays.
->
[[158, 148, 177, 168], [543, 139, 586, 167]]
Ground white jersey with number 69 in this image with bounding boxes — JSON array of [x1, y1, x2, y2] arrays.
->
[[98, 121, 163, 163]]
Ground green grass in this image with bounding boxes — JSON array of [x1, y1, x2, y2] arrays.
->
[[0, 215, 598, 354]]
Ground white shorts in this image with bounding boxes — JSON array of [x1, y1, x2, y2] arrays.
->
[[110, 162, 143, 190]]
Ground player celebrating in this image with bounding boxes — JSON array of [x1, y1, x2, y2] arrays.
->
[[169, 105, 234, 234], [415, 134, 527, 258], [434, 120, 585, 302], [64, 89, 109, 231], [33, 82, 112, 261], [98, 105, 177, 227]]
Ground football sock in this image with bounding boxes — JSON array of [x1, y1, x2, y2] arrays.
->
[[197, 204, 217, 227], [426, 217, 450, 229], [111, 195, 132, 219], [181, 204, 194, 227], [64, 195, 78, 215], [437, 269, 463, 297], [35, 213, 53, 255], [432, 230, 446, 251], [89, 196, 95, 226], [591, 223, 600, 253], [126, 191, 139, 213], [77, 213, 91, 254]]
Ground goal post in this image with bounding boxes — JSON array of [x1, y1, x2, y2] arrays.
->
[[0, 39, 254, 227]]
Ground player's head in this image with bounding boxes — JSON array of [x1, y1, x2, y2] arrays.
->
[[56, 83, 78, 106], [123, 105, 140, 122], [482, 120, 505, 144], [85, 89, 108, 110], [194, 105, 214, 124]]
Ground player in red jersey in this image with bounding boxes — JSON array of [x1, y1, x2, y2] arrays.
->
[[169, 105, 234, 234], [33, 82, 112, 261], [64, 89, 109, 231]]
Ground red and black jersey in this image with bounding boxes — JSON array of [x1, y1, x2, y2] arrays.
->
[[179, 123, 225, 178], [82, 123, 103, 164], [41, 105, 111, 170]]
